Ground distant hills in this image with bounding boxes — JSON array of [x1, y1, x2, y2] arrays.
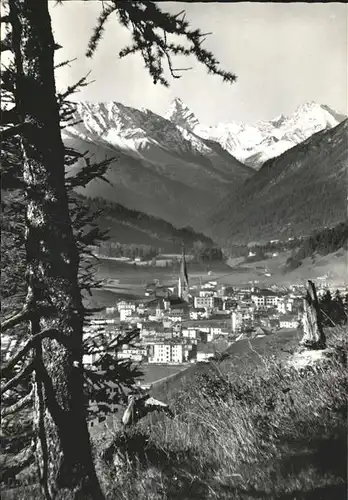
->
[[63, 101, 252, 229], [207, 119, 348, 246]]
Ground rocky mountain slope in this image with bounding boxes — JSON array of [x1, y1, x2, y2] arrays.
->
[[167, 99, 346, 169], [63, 102, 252, 229], [207, 119, 348, 246]]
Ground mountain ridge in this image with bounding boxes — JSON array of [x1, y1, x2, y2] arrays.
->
[[167, 99, 346, 169], [63, 101, 252, 229], [207, 118, 348, 245]]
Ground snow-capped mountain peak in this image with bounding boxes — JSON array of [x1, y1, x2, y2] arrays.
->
[[164, 99, 346, 169], [65, 97, 346, 172], [165, 97, 200, 130]]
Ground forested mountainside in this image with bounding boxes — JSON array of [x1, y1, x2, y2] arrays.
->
[[63, 101, 252, 230], [76, 193, 218, 253], [208, 119, 347, 246], [285, 221, 348, 271]]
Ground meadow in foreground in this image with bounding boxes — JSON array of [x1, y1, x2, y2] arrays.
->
[[2, 328, 347, 500], [93, 327, 347, 500]]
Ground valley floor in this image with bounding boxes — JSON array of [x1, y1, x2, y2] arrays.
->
[[87, 250, 347, 308]]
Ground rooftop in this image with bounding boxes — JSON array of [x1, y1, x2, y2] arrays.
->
[[280, 315, 298, 322]]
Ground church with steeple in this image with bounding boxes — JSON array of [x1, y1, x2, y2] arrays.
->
[[151, 246, 190, 317]]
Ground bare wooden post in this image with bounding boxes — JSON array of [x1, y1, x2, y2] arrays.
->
[[122, 394, 172, 427], [300, 280, 326, 349]]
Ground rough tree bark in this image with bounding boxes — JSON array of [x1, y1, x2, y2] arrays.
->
[[8, 1, 104, 498], [300, 280, 326, 350]]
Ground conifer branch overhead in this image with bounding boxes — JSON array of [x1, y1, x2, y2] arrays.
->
[[86, 1, 237, 87], [1, 387, 34, 417], [54, 57, 77, 70], [0, 439, 36, 483], [0, 307, 31, 333], [1, 329, 60, 378], [1, 362, 34, 395], [0, 107, 19, 126], [0, 33, 12, 52], [0, 123, 27, 142]]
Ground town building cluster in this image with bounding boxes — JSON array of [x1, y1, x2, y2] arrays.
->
[[82, 249, 321, 368]]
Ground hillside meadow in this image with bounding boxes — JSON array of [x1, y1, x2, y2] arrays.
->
[[95, 327, 348, 500], [3, 327, 346, 500]]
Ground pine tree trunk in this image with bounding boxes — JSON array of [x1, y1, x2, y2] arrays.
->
[[9, 1, 104, 498], [300, 280, 326, 349]]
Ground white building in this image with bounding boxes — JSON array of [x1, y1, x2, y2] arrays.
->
[[231, 311, 243, 333], [201, 282, 217, 290], [117, 301, 136, 313], [251, 291, 281, 310], [277, 298, 294, 315], [182, 328, 197, 339], [120, 308, 133, 322], [194, 296, 222, 310], [189, 308, 208, 320], [211, 326, 223, 337], [199, 290, 215, 298], [279, 315, 299, 329], [148, 343, 184, 363], [171, 344, 184, 363], [117, 346, 147, 362]]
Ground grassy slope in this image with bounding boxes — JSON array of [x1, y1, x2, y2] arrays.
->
[[223, 249, 348, 287], [2, 328, 347, 499], [93, 327, 347, 500]]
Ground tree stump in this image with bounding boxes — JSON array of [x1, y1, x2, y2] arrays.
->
[[300, 280, 326, 349]]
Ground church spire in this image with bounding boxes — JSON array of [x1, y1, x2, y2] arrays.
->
[[178, 244, 189, 302]]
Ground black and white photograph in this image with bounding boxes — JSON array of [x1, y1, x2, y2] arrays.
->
[[1, 1, 347, 499]]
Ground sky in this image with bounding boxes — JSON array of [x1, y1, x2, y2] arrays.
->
[[50, 2, 347, 124]]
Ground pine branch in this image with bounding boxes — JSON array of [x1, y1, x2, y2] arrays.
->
[[86, 2, 117, 58], [0, 303, 56, 334], [1, 329, 60, 378], [0, 440, 36, 483], [87, 1, 237, 86], [0, 33, 12, 52], [54, 57, 77, 70], [58, 72, 93, 102], [0, 123, 26, 142], [66, 156, 114, 189], [64, 147, 85, 159], [1, 362, 35, 395], [0, 307, 31, 333], [60, 118, 83, 130], [1, 387, 34, 417], [0, 107, 18, 126]]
